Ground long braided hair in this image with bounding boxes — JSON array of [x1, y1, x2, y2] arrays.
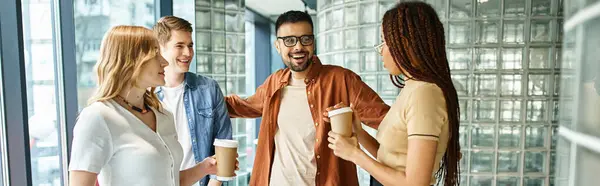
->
[[382, 2, 461, 185]]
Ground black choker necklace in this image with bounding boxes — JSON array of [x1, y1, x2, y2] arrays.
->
[[116, 95, 149, 114]]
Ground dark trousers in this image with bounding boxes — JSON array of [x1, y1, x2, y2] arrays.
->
[[370, 176, 384, 186]]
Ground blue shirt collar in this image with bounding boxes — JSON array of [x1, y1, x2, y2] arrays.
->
[[156, 72, 196, 95]]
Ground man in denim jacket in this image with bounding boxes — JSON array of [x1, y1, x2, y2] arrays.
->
[[154, 16, 232, 186]]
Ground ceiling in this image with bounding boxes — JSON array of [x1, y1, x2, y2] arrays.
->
[[246, 0, 478, 21], [246, 0, 317, 21]]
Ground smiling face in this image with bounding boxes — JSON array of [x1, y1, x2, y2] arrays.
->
[[160, 30, 194, 75], [137, 54, 169, 88], [275, 21, 315, 72]]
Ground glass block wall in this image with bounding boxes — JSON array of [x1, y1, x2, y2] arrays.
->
[[194, 0, 253, 185], [555, 0, 600, 186], [316, 0, 563, 185], [316, 0, 398, 184]]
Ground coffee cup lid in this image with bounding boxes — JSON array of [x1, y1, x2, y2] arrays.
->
[[217, 176, 236, 181], [213, 139, 238, 148], [328, 107, 353, 117]]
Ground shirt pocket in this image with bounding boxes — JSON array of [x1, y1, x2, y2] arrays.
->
[[197, 107, 214, 118], [195, 107, 214, 133]]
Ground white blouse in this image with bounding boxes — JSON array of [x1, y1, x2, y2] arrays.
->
[[69, 100, 183, 186]]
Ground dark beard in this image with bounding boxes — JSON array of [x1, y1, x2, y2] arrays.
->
[[285, 56, 312, 72]]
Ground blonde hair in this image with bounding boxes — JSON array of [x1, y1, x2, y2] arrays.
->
[[88, 25, 162, 110], [153, 16, 193, 45]]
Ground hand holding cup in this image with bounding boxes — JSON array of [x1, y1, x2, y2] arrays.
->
[[322, 102, 362, 136], [213, 139, 239, 181]]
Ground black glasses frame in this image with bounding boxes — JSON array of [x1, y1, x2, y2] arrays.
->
[[276, 35, 315, 47]]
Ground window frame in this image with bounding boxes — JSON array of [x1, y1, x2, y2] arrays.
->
[[0, 0, 173, 185], [0, 0, 34, 185]]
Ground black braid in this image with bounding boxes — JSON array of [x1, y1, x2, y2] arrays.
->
[[382, 2, 461, 185]]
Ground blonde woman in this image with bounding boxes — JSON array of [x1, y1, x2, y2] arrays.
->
[[69, 26, 217, 186]]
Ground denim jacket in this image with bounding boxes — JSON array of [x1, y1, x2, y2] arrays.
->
[[156, 72, 233, 186]]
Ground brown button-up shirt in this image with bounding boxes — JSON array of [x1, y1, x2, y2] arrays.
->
[[225, 56, 390, 186]]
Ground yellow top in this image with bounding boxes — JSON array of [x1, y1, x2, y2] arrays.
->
[[376, 80, 449, 184]]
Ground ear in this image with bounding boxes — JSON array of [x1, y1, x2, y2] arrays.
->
[[275, 41, 281, 54]]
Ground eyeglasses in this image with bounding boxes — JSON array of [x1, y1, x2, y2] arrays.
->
[[277, 35, 315, 47], [374, 42, 385, 54]]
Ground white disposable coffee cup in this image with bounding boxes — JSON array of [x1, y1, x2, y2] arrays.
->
[[213, 139, 239, 181], [328, 107, 354, 137]]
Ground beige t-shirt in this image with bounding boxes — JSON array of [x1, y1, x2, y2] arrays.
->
[[269, 78, 317, 186], [376, 80, 449, 184]]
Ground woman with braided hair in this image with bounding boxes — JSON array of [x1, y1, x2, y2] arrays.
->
[[323, 2, 461, 186]]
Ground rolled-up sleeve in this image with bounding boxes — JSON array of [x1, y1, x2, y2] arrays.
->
[[225, 74, 273, 118], [347, 72, 390, 129], [69, 108, 113, 173]]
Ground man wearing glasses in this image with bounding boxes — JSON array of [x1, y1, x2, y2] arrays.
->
[[225, 10, 390, 186]]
